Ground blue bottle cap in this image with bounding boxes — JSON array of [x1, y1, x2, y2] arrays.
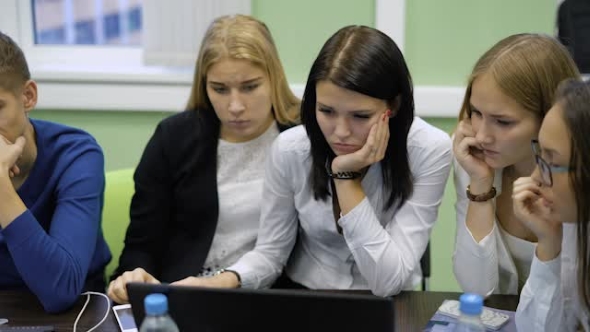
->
[[459, 293, 483, 315], [144, 293, 168, 316]]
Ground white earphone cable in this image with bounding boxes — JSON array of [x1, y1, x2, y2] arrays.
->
[[73, 291, 111, 332]]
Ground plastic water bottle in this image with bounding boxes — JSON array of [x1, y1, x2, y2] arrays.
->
[[454, 293, 486, 332], [139, 293, 179, 332]]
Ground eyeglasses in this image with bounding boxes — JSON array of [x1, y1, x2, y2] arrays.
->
[[531, 139, 570, 187]]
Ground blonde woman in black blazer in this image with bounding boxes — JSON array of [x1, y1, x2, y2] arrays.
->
[[107, 14, 299, 304]]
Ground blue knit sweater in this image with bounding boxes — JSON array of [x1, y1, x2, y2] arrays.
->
[[0, 119, 111, 313]]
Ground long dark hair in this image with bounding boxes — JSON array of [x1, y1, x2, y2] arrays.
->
[[300, 25, 414, 210], [556, 79, 590, 315]]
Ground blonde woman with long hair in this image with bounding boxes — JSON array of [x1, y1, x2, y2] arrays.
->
[[452, 33, 580, 296], [107, 14, 299, 304]]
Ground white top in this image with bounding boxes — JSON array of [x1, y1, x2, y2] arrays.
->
[[228, 117, 452, 296], [453, 160, 524, 295], [199, 123, 279, 276], [453, 159, 576, 299], [498, 223, 535, 291], [516, 224, 588, 332]]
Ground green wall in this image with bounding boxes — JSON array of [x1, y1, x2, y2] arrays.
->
[[253, 0, 375, 83], [422, 117, 458, 291], [254, 0, 556, 85], [32, 110, 170, 171], [405, 0, 556, 85], [30, 0, 561, 293]]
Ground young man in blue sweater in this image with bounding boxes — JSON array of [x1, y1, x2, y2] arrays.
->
[[0, 32, 111, 313]]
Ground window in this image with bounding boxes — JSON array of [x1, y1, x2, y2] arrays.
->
[[0, 0, 423, 114], [32, 0, 142, 46], [20, 0, 251, 69], [4, 0, 253, 111]]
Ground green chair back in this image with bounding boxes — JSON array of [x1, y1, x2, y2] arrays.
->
[[102, 168, 135, 279]]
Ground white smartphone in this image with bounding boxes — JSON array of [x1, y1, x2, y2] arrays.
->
[[112, 304, 138, 332]]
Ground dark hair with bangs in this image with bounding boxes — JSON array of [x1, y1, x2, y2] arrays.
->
[[555, 79, 590, 318], [300, 25, 414, 210]]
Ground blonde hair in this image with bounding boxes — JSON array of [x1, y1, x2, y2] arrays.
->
[[186, 14, 300, 125], [458, 33, 580, 121]]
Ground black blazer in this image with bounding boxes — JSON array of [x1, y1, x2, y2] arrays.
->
[[111, 109, 293, 282]]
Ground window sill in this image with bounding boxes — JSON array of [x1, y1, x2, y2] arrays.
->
[[31, 64, 463, 117], [32, 64, 195, 112], [32, 63, 194, 85]]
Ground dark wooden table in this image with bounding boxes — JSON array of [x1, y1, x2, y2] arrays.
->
[[0, 290, 518, 331], [0, 290, 119, 331], [393, 291, 519, 331]]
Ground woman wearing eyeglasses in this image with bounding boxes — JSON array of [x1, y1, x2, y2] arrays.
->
[[513, 79, 589, 332], [452, 33, 580, 296]]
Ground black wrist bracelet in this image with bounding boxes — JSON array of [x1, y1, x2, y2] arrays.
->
[[327, 169, 362, 179], [325, 159, 361, 180]]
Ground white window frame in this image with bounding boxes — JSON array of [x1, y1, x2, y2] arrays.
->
[[17, 0, 144, 68], [376, 0, 463, 117], [0, 0, 463, 116], [6, 0, 199, 111]]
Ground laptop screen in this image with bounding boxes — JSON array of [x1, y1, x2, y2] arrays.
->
[[127, 282, 395, 332]]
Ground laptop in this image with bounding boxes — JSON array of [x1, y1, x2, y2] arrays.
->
[[127, 282, 395, 332]]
